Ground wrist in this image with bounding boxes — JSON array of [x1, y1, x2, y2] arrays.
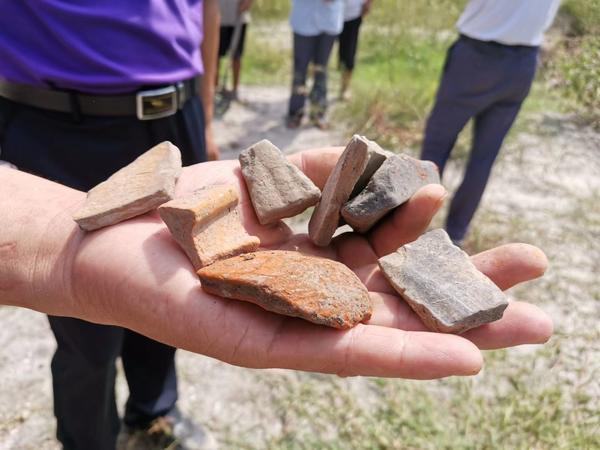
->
[[0, 168, 85, 316]]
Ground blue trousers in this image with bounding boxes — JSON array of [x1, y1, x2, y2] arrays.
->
[[421, 35, 539, 242], [0, 95, 206, 450], [288, 32, 337, 120]]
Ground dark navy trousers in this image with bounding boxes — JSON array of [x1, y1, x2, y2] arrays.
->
[[421, 35, 539, 242], [289, 32, 337, 120], [0, 95, 207, 450]]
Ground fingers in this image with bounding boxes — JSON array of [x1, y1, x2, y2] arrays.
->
[[471, 243, 548, 290], [461, 301, 553, 349], [369, 184, 447, 257], [333, 232, 378, 268], [367, 293, 553, 350], [249, 320, 483, 379]]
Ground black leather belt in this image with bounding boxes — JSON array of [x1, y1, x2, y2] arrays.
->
[[0, 77, 199, 120]]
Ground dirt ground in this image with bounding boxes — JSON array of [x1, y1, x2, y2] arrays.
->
[[1, 86, 598, 449]]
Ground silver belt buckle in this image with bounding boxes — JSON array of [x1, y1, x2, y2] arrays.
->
[[136, 85, 178, 120]]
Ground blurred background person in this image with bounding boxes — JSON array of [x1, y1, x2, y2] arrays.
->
[[421, 0, 561, 246], [217, 0, 253, 101], [286, 0, 344, 129], [338, 0, 373, 100]]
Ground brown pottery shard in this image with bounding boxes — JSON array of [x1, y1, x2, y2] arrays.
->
[[342, 154, 440, 233], [158, 185, 260, 270], [239, 139, 321, 225], [378, 229, 508, 333], [308, 135, 369, 246], [73, 141, 182, 231], [197, 250, 372, 329]]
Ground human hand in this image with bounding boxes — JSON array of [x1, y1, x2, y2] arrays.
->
[[239, 0, 253, 13], [205, 126, 220, 161], [50, 148, 551, 379], [362, 0, 373, 16]]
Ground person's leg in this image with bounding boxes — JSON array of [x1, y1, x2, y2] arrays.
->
[[445, 46, 539, 242], [217, 26, 234, 90], [231, 24, 248, 95], [445, 99, 526, 241], [309, 33, 337, 123], [121, 331, 178, 427], [420, 39, 486, 176], [288, 33, 316, 124], [49, 318, 124, 450], [338, 17, 362, 99]]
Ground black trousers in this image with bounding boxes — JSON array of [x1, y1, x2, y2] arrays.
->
[[0, 95, 207, 450], [338, 16, 362, 71]]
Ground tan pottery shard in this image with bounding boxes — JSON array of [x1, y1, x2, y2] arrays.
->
[[158, 185, 260, 270], [342, 154, 440, 233], [308, 135, 369, 246], [73, 141, 182, 231], [239, 139, 321, 225], [378, 229, 508, 333], [197, 250, 372, 329]]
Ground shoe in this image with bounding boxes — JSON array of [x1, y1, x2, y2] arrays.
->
[[285, 115, 302, 129], [311, 115, 329, 130], [116, 408, 218, 450]]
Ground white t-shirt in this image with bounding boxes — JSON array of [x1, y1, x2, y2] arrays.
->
[[218, 0, 250, 26], [457, 0, 561, 46], [344, 0, 363, 22], [290, 0, 344, 36]]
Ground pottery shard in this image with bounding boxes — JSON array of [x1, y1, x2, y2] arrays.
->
[[350, 138, 394, 199], [198, 250, 372, 328], [73, 141, 182, 231], [378, 229, 508, 333], [341, 154, 440, 233], [308, 135, 369, 246], [239, 139, 321, 225], [158, 185, 260, 270]]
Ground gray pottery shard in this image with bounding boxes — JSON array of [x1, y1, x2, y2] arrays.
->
[[73, 141, 182, 231], [350, 138, 394, 199], [341, 154, 439, 233], [378, 229, 508, 333], [197, 250, 372, 329], [308, 135, 369, 246], [239, 139, 321, 225]]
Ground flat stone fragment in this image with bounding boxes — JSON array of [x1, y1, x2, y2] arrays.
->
[[378, 229, 508, 333], [197, 250, 372, 329], [158, 185, 260, 270], [341, 154, 440, 233], [239, 139, 321, 225], [350, 138, 394, 199], [308, 135, 369, 246], [73, 141, 182, 231]]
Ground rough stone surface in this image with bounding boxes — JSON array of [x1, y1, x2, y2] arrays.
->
[[239, 139, 321, 225], [73, 141, 182, 231], [341, 154, 440, 233], [350, 138, 394, 199], [378, 229, 508, 333], [198, 250, 372, 329], [158, 185, 260, 270], [308, 135, 369, 246]]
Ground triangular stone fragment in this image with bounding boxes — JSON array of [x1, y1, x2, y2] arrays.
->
[[197, 250, 372, 329], [378, 229, 508, 333], [341, 154, 440, 233], [158, 185, 260, 270], [308, 135, 369, 246], [239, 139, 321, 225], [73, 141, 182, 231], [350, 138, 394, 199]]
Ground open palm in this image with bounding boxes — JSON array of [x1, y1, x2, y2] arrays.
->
[[68, 148, 552, 379]]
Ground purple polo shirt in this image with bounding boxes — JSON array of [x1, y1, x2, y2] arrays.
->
[[0, 0, 204, 94]]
